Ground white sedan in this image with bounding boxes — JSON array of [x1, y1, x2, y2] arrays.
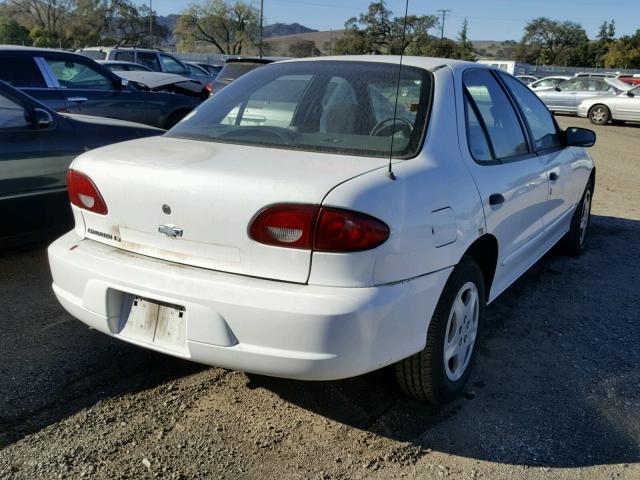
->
[[578, 84, 640, 125], [49, 56, 596, 403]]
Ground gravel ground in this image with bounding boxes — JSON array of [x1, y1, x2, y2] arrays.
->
[[1, 117, 639, 480]]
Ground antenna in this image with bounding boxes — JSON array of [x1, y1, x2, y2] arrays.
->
[[387, 0, 411, 181]]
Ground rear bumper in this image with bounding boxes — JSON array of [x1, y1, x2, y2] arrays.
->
[[48, 231, 451, 380]]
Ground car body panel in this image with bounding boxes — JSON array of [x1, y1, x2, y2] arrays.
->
[[536, 77, 630, 114]]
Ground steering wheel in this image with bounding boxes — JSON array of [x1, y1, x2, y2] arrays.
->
[[218, 126, 296, 145], [370, 116, 414, 137]]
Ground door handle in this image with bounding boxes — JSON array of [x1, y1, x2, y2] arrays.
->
[[67, 96, 88, 103], [489, 193, 505, 206], [549, 171, 559, 181]]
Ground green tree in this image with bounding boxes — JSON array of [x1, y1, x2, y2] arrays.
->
[[288, 40, 321, 58], [603, 30, 640, 69], [175, 0, 259, 54], [514, 17, 589, 66], [0, 17, 31, 45], [335, 1, 438, 55], [453, 18, 475, 61]]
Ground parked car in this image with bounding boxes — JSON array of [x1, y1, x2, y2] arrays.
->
[[98, 60, 153, 73], [210, 58, 274, 95], [535, 77, 630, 114], [0, 80, 162, 248], [184, 62, 211, 77], [187, 62, 223, 77], [0, 47, 201, 129], [49, 57, 595, 404], [577, 84, 640, 125], [77, 47, 212, 85], [528, 75, 571, 90], [574, 72, 618, 78], [109, 71, 209, 99], [515, 75, 538, 85], [616, 74, 640, 86]]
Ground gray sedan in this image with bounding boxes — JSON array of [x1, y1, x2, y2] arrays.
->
[[535, 77, 630, 114]]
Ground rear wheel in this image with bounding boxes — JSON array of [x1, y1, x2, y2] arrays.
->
[[395, 257, 485, 403], [560, 179, 593, 256], [164, 110, 191, 129], [589, 105, 611, 125]]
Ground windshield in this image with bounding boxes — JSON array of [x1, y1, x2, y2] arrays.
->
[[168, 61, 432, 158]]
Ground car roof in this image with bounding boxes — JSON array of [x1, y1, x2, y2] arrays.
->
[[280, 55, 479, 73]]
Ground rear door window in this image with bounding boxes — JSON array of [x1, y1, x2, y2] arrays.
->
[[45, 59, 113, 90], [114, 51, 135, 63], [499, 73, 563, 151], [464, 70, 529, 160], [160, 54, 187, 74], [137, 52, 161, 71], [0, 57, 46, 88]]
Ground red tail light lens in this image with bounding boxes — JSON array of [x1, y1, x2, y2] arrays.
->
[[67, 170, 108, 215], [315, 208, 390, 252], [249, 204, 389, 252], [205, 82, 213, 93]]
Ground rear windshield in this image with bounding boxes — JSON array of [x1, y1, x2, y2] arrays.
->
[[216, 62, 266, 84], [168, 61, 432, 158]]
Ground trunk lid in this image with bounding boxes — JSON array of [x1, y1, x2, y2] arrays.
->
[[72, 136, 388, 283]]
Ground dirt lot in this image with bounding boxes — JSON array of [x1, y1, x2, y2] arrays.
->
[[1, 117, 639, 480]]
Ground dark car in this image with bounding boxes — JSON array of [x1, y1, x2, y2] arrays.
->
[[0, 47, 201, 129], [187, 62, 222, 77], [211, 58, 274, 95], [0, 80, 163, 247]]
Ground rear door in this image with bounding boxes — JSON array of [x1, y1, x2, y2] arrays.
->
[[41, 55, 150, 125], [498, 72, 577, 239], [460, 69, 549, 299], [611, 92, 640, 121]]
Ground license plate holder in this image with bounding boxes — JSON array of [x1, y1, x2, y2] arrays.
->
[[119, 296, 187, 355]]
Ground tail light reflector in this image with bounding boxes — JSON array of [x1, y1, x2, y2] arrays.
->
[[249, 204, 389, 252], [67, 170, 108, 215]]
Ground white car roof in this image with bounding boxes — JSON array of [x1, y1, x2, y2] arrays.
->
[[280, 55, 480, 72]]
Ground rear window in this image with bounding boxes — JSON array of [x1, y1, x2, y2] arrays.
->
[[217, 63, 267, 84], [0, 57, 46, 88], [168, 61, 432, 158], [78, 50, 107, 60]]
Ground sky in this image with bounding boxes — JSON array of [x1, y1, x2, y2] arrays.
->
[[146, 0, 640, 41]]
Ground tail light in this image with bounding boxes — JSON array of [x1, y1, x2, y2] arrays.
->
[[249, 204, 389, 252], [67, 170, 108, 215], [205, 81, 213, 93]]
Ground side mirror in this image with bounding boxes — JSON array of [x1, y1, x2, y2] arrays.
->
[[627, 91, 635, 98], [32, 108, 54, 129], [565, 127, 596, 148], [555, 87, 562, 92]]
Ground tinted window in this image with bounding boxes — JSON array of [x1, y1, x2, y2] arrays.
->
[[464, 70, 528, 160], [500, 73, 562, 151], [160, 54, 187, 74], [559, 78, 584, 91], [79, 50, 107, 60], [0, 58, 46, 88], [0, 92, 30, 129], [169, 61, 432, 158], [114, 51, 135, 63], [464, 97, 492, 162], [137, 52, 161, 71], [218, 63, 265, 84], [45, 59, 113, 90]]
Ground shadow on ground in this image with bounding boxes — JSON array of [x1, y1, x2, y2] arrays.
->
[[247, 215, 640, 468]]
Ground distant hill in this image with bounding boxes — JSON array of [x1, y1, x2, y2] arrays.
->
[[264, 23, 318, 38]]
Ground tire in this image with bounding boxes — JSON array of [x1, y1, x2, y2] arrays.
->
[[589, 105, 611, 125], [560, 179, 593, 256], [395, 256, 485, 404]]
